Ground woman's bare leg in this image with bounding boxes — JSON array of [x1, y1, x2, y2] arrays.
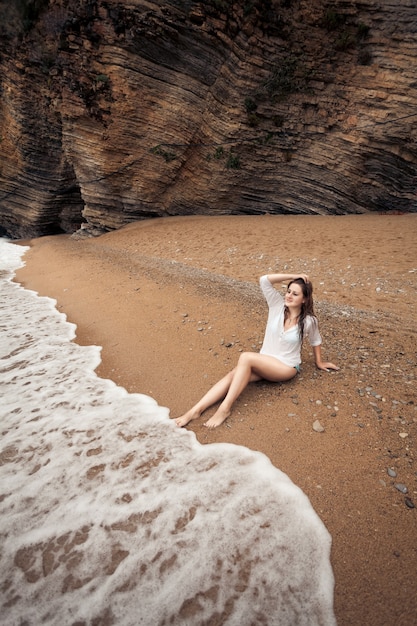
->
[[174, 371, 233, 427], [175, 367, 261, 427], [203, 352, 297, 429]]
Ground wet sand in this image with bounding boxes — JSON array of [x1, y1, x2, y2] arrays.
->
[[16, 214, 417, 625]]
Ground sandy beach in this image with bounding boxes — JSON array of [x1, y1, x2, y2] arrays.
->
[[15, 214, 417, 625]]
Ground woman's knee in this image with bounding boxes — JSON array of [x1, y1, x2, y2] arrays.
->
[[237, 352, 254, 366]]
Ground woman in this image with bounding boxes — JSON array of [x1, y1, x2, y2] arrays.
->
[[175, 272, 339, 429]]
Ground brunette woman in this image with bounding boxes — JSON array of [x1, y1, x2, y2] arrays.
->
[[175, 272, 339, 429]]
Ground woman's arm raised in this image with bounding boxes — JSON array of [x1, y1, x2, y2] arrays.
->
[[266, 272, 309, 285]]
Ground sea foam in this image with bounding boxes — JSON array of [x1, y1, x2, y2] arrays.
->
[[0, 239, 336, 625]]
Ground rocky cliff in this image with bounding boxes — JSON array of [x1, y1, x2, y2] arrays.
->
[[0, 0, 416, 238]]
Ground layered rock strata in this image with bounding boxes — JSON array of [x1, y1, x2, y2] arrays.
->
[[0, 0, 416, 238]]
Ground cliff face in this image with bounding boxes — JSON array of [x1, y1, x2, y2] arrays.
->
[[0, 0, 416, 238]]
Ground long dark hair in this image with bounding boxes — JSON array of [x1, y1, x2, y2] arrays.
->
[[285, 278, 317, 343]]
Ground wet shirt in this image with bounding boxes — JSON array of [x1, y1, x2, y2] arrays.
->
[[259, 275, 322, 367]]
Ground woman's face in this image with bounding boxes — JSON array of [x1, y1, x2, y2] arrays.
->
[[285, 283, 305, 308]]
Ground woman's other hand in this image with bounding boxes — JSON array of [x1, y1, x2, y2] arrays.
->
[[316, 361, 340, 372]]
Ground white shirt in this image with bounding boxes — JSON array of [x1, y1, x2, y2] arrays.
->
[[259, 275, 322, 367]]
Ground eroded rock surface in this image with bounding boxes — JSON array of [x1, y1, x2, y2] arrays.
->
[[0, 0, 416, 238]]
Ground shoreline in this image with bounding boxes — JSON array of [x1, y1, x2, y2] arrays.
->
[[14, 214, 417, 625]]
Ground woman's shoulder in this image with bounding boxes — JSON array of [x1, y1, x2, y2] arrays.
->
[[304, 314, 320, 335]]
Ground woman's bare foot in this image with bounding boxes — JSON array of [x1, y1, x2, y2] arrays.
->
[[203, 408, 230, 429], [174, 410, 201, 428]]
